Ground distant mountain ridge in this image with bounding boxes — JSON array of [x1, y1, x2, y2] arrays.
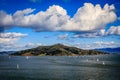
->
[[0, 51, 16, 55], [95, 47, 120, 54], [11, 44, 107, 56]]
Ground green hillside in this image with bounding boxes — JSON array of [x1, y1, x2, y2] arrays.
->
[[11, 44, 107, 56]]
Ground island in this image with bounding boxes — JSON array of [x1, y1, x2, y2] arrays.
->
[[11, 44, 108, 56]]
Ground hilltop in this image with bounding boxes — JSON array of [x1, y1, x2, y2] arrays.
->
[[11, 44, 107, 56]]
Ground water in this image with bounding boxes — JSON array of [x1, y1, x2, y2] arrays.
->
[[0, 54, 120, 80]]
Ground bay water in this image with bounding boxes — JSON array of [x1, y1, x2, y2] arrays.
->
[[0, 54, 120, 80]]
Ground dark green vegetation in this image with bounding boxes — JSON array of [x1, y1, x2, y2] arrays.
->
[[11, 44, 108, 56]]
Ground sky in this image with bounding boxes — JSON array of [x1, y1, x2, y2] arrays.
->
[[0, 0, 120, 51]]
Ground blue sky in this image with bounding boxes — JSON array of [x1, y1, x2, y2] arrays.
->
[[0, 0, 120, 51]]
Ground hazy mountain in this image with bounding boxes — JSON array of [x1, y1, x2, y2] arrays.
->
[[95, 47, 120, 54], [11, 44, 108, 56], [0, 51, 16, 55]]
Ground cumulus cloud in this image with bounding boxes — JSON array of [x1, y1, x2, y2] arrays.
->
[[61, 3, 116, 31], [0, 11, 13, 28], [106, 26, 120, 35], [0, 3, 117, 32]]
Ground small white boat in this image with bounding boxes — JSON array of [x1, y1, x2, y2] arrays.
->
[[102, 61, 105, 65], [17, 64, 19, 69], [97, 58, 99, 62], [26, 56, 29, 60]]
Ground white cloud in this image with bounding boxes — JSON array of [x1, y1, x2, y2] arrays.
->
[[72, 34, 80, 38], [0, 42, 43, 51], [0, 3, 117, 32], [106, 26, 120, 35], [25, 42, 42, 48], [0, 32, 27, 44], [13, 8, 36, 27], [12, 5, 69, 31], [58, 33, 69, 39], [93, 41, 120, 49], [0, 11, 13, 28], [0, 32, 27, 38], [72, 29, 105, 38], [72, 41, 120, 49], [13, 8, 35, 17], [72, 26, 120, 38], [0, 38, 17, 45], [0, 32, 28, 51], [61, 3, 116, 31]]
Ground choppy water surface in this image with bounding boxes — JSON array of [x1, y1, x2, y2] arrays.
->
[[0, 54, 120, 80]]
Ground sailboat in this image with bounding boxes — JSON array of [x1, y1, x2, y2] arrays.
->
[[17, 64, 19, 69], [26, 56, 29, 60], [102, 61, 105, 65], [97, 58, 99, 62]]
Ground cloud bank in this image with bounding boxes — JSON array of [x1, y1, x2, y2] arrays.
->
[[0, 3, 117, 32], [73, 41, 120, 49], [0, 32, 27, 51], [73, 26, 120, 38], [0, 42, 42, 51], [0, 32, 27, 38]]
